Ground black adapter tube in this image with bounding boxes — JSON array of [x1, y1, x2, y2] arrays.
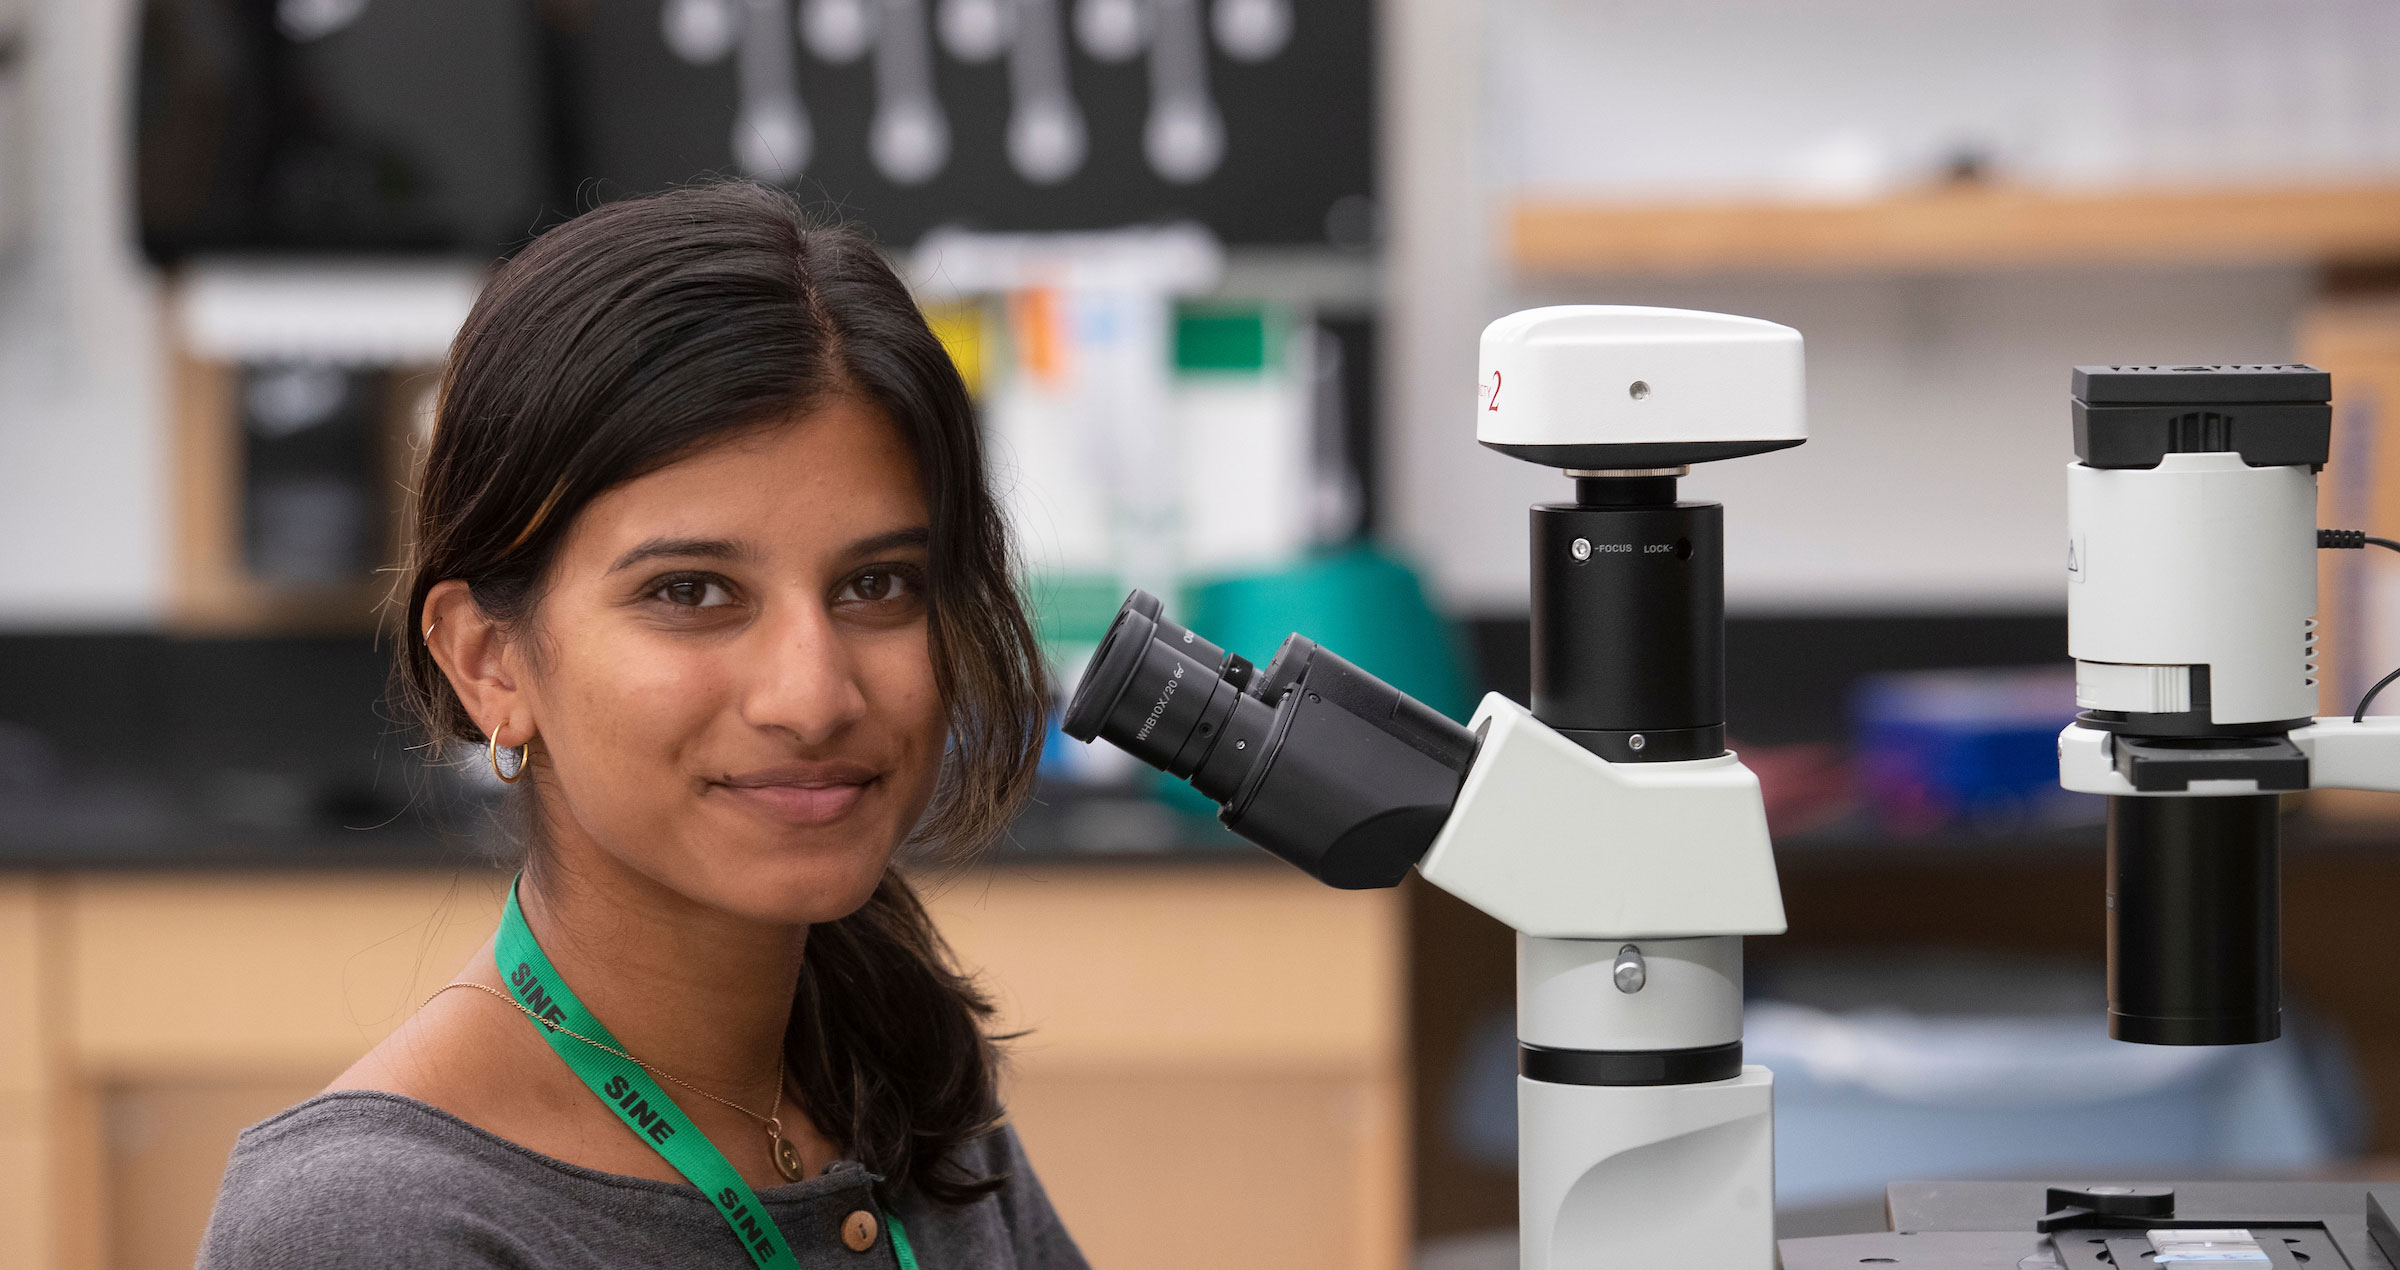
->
[[2106, 795, 2282, 1045], [1530, 489, 1725, 762]]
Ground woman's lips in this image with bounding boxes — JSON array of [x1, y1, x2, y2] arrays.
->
[[722, 779, 871, 825], [713, 764, 881, 826]]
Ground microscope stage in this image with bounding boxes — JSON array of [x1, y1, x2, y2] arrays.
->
[[1778, 1181, 2400, 1270]]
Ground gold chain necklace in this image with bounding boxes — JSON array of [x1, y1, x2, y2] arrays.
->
[[423, 981, 808, 1182]]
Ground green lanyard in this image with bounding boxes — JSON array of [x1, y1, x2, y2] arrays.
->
[[495, 881, 920, 1270]]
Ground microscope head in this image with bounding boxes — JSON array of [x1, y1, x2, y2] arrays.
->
[[1477, 306, 1806, 471]]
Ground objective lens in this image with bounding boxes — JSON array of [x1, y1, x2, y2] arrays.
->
[[2107, 794, 2281, 1046]]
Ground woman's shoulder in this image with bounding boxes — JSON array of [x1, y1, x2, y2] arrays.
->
[[214, 1089, 502, 1194], [200, 1091, 546, 1267], [198, 1089, 652, 1269]]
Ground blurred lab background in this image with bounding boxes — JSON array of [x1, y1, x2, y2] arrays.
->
[[3, 1, 2400, 1267]]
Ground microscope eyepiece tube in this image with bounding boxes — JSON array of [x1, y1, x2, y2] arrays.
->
[[2106, 794, 2282, 1045], [1064, 590, 1479, 888]]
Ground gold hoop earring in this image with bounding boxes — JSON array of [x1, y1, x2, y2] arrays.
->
[[489, 729, 529, 784]]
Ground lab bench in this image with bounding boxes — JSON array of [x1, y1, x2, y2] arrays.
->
[[0, 851, 1406, 1270]]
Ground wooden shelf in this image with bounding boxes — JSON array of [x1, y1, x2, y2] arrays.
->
[[1509, 182, 2400, 277]]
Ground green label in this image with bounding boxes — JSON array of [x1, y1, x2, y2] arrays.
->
[[495, 882, 915, 1269]]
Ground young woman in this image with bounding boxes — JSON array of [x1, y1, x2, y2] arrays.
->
[[197, 182, 1086, 1269]]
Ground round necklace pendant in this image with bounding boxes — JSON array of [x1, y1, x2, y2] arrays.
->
[[772, 1131, 804, 1182]]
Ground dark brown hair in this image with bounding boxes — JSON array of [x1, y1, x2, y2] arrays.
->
[[391, 181, 1049, 1204]]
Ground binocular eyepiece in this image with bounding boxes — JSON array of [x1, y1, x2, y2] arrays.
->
[[1062, 592, 1274, 805], [1063, 591, 1479, 889]]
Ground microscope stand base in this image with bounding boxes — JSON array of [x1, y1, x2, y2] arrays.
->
[[1518, 1066, 1776, 1270]]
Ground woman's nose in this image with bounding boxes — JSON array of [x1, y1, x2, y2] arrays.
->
[[744, 605, 871, 745]]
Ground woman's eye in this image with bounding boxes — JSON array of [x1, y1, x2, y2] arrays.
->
[[653, 577, 735, 608], [840, 565, 923, 607]]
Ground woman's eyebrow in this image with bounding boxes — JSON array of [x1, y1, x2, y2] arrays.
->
[[606, 537, 753, 574], [845, 527, 931, 558]]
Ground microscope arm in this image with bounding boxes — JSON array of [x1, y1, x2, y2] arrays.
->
[[2061, 716, 2400, 796], [2294, 718, 2400, 792], [1417, 692, 1787, 1270]]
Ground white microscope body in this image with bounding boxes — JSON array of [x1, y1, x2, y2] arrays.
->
[[1065, 306, 1804, 1269], [2057, 439, 2400, 800], [1450, 307, 1803, 1269]]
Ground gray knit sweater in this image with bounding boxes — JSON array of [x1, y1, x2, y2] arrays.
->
[[197, 1091, 1089, 1270]]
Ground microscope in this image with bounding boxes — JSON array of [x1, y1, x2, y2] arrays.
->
[[2054, 363, 2400, 1044], [1781, 364, 2400, 1269], [1069, 313, 2400, 1266], [1065, 305, 1803, 1269]]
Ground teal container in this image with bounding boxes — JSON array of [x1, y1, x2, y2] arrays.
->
[[1187, 545, 1474, 721]]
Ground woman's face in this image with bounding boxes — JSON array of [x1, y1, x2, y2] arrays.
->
[[506, 399, 945, 925]]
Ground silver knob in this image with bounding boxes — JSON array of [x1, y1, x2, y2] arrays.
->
[[1612, 944, 1646, 993]]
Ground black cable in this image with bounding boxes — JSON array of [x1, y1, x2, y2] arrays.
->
[[2356, 665, 2400, 723], [2319, 531, 2400, 719], [2318, 528, 2400, 554]]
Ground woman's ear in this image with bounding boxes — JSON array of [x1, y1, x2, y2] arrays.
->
[[422, 579, 536, 747]]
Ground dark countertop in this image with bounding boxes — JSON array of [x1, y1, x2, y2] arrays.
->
[[0, 835, 1268, 872], [0, 632, 1281, 870], [9, 787, 2394, 873], [0, 777, 1264, 872]]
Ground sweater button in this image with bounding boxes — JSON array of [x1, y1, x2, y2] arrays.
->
[[841, 1210, 879, 1252]]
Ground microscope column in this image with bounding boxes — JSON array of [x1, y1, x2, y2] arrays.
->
[[1513, 474, 1777, 1270], [1516, 936, 1774, 1269]]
